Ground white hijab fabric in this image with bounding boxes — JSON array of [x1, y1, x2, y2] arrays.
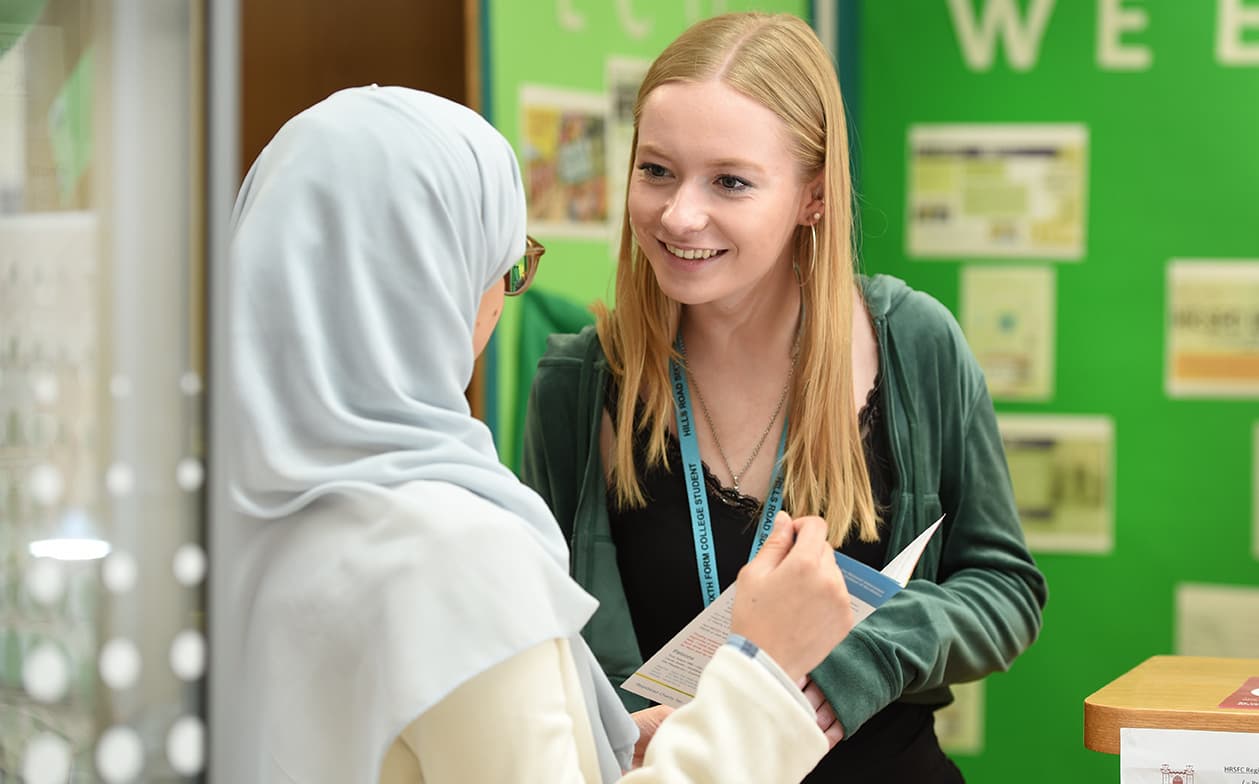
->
[[215, 86, 636, 782]]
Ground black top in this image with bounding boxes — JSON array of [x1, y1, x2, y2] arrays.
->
[[606, 378, 964, 783]]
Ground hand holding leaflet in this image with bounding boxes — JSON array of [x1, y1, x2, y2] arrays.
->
[[621, 516, 945, 708]]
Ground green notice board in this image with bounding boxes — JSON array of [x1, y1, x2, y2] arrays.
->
[[852, 1, 1259, 781], [485, 0, 808, 466]]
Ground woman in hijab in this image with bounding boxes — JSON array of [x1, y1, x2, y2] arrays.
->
[[212, 85, 855, 783]]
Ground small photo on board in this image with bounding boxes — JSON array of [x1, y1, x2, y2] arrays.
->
[[906, 124, 1088, 260], [960, 265, 1056, 401], [998, 414, 1113, 554], [1166, 259, 1259, 398], [519, 85, 608, 239]]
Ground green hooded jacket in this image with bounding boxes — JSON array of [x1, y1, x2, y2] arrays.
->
[[521, 274, 1048, 735]]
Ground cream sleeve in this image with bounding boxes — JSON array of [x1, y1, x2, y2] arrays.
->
[[380, 638, 827, 784]]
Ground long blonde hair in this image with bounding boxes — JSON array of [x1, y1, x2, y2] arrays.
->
[[594, 12, 877, 547]]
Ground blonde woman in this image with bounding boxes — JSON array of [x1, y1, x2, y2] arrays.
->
[[522, 13, 1047, 782]]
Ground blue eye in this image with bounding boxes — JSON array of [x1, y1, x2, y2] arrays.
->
[[637, 162, 669, 179], [715, 174, 750, 192]]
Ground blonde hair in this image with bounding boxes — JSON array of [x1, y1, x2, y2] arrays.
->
[[594, 12, 877, 547]]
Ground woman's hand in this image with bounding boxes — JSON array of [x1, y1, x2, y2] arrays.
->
[[731, 512, 854, 682], [629, 705, 674, 768], [799, 676, 844, 748]]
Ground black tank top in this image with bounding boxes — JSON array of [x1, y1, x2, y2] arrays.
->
[[606, 376, 964, 783]]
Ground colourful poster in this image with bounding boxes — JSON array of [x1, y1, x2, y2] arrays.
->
[[907, 124, 1088, 260], [1166, 260, 1259, 398], [960, 265, 1055, 400], [519, 85, 609, 239]]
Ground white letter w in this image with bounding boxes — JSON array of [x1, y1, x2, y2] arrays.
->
[[947, 0, 1056, 71]]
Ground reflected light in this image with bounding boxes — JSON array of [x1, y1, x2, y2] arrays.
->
[[29, 538, 112, 561], [28, 507, 110, 560]]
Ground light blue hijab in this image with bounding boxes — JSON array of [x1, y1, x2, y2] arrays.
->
[[217, 86, 636, 782]]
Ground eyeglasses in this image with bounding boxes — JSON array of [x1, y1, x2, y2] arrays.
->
[[504, 235, 545, 296]]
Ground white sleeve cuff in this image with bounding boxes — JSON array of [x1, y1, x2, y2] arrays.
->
[[725, 634, 814, 715]]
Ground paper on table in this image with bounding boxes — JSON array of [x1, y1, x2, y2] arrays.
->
[[1219, 677, 1259, 710], [621, 517, 944, 708], [1120, 727, 1259, 783]]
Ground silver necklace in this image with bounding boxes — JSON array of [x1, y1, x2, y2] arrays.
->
[[682, 345, 797, 495]]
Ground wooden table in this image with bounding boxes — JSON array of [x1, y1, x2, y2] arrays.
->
[[1084, 655, 1259, 754]]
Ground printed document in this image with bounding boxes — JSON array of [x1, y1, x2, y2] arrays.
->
[[622, 517, 943, 708]]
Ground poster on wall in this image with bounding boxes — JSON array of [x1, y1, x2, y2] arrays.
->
[[519, 85, 609, 239], [605, 57, 650, 257], [0, 212, 100, 501], [1166, 260, 1259, 398], [0, 25, 28, 210], [960, 265, 1056, 400], [935, 679, 985, 755], [1175, 583, 1259, 658], [998, 414, 1113, 554], [906, 124, 1088, 260]]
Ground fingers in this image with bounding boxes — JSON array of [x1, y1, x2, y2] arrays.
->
[[813, 697, 842, 748], [816, 700, 836, 729], [805, 681, 842, 748], [630, 705, 674, 770], [785, 516, 831, 565], [805, 685, 824, 711], [823, 719, 844, 748], [745, 514, 834, 582], [747, 511, 796, 571], [790, 518, 830, 556]]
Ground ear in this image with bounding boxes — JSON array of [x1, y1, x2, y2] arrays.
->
[[797, 171, 825, 225]]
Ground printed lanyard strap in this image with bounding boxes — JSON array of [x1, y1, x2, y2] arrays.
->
[[671, 336, 788, 607]]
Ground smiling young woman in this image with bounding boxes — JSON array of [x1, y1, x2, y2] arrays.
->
[[521, 12, 1047, 784]]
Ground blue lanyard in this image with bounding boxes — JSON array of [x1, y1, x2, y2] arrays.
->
[[670, 336, 789, 607]]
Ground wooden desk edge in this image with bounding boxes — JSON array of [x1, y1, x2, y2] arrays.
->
[[1084, 698, 1259, 754]]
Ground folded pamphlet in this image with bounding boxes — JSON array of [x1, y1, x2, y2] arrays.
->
[[621, 517, 944, 708]]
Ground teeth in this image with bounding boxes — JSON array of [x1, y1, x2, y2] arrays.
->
[[665, 243, 719, 260]]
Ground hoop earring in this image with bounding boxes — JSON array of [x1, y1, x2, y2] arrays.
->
[[811, 222, 818, 271], [790, 221, 820, 288]]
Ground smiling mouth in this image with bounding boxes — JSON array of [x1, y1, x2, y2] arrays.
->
[[663, 242, 725, 260]]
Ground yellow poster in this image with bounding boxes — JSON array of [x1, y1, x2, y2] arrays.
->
[[1166, 260, 1259, 397], [907, 124, 1088, 260], [999, 414, 1113, 554], [960, 265, 1055, 400]]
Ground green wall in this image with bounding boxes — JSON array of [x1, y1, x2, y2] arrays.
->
[[485, 0, 809, 464], [852, 1, 1259, 781]]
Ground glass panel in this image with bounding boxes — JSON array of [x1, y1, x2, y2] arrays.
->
[[0, 1, 206, 780]]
